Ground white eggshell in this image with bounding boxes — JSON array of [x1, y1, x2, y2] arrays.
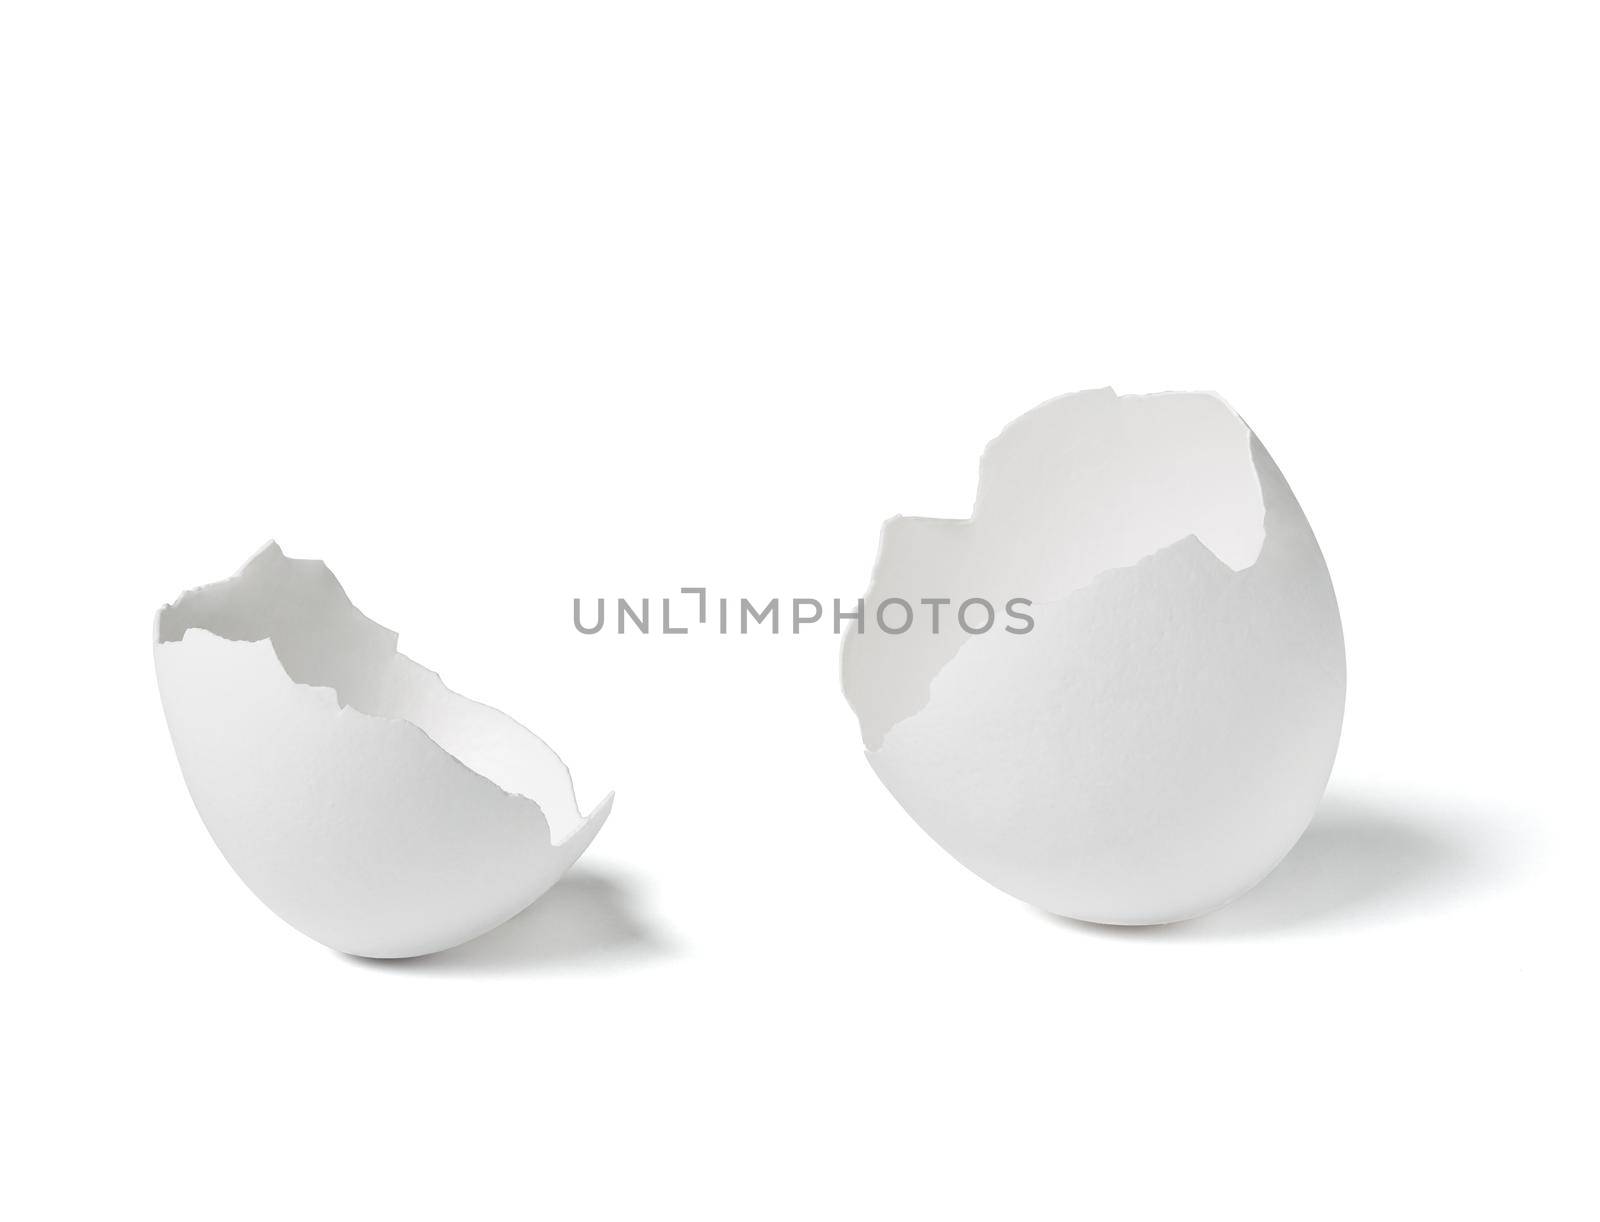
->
[[843, 388, 1345, 925], [154, 543, 612, 958]]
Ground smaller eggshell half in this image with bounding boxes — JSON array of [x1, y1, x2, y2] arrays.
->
[[155, 543, 612, 958]]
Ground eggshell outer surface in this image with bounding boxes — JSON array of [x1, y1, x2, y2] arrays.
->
[[843, 389, 1345, 925], [155, 544, 612, 958]]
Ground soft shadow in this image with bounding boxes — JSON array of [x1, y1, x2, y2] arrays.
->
[[1054, 791, 1517, 940], [349, 868, 674, 975]]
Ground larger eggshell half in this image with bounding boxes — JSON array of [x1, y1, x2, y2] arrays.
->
[[843, 389, 1345, 925]]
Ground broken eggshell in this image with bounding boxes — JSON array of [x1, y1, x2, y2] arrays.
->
[[843, 389, 1345, 925], [154, 543, 612, 958]]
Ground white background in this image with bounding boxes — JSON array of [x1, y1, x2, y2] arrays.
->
[[4, 3, 1596, 1218]]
